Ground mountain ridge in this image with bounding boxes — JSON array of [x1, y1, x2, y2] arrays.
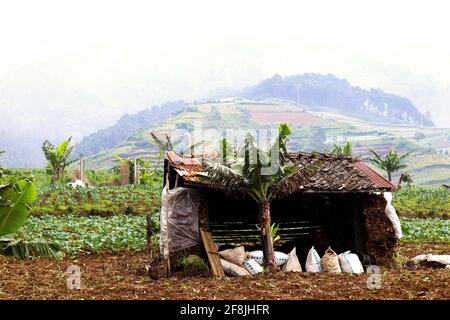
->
[[238, 73, 434, 127], [74, 73, 434, 158]]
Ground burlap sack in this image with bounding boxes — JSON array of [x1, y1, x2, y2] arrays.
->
[[219, 246, 247, 266], [321, 247, 342, 273]]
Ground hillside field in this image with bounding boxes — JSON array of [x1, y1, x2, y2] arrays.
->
[[68, 98, 450, 186]]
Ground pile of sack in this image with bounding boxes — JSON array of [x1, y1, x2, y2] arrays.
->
[[305, 246, 364, 274], [219, 246, 302, 276], [219, 245, 366, 277]]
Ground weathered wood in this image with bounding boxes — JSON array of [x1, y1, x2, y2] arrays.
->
[[200, 228, 224, 277], [120, 162, 129, 186]]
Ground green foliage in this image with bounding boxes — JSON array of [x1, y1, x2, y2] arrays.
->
[[205, 123, 320, 203], [369, 148, 409, 181], [113, 155, 162, 186], [0, 180, 37, 236], [0, 168, 54, 188], [331, 141, 353, 156], [178, 255, 209, 276], [270, 223, 280, 243], [18, 214, 148, 253], [0, 234, 64, 259], [0, 179, 63, 259], [32, 185, 162, 217], [42, 137, 75, 183], [400, 217, 449, 243], [393, 186, 449, 217]]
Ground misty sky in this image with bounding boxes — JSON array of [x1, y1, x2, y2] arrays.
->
[[2, 0, 450, 79], [1, 0, 449, 131]]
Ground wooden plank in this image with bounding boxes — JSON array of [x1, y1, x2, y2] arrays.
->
[[200, 228, 225, 277]]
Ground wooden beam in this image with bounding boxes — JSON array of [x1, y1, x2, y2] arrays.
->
[[200, 228, 224, 277]]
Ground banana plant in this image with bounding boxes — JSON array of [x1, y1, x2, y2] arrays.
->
[[42, 137, 75, 183], [0, 179, 63, 259], [0, 179, 36, 236]]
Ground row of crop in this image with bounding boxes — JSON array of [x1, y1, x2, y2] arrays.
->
[[392, 187, 449, 218], [15, 215, 449, 256], [31, 185, 162, 217]]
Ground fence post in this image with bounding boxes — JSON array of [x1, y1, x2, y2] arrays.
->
[[79, 155, 85, 183]]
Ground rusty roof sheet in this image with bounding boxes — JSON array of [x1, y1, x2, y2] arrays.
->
[[166, 151, 395, 192]]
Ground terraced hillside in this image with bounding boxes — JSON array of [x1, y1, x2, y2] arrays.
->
[[81, 98, 450, 186]]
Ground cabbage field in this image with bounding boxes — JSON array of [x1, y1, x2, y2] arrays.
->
[[393, 187, 449, 218]]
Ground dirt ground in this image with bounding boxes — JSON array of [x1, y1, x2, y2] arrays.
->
[[0, 242, 448, 300]]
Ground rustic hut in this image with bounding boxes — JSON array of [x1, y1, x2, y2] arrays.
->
[[160, 150, 397, 272]]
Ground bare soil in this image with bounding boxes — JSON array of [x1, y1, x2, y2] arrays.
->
[[0, 242, 448, 300]]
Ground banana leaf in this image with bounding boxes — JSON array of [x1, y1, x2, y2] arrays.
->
[[0, 234, 64, 259], [0, 180, 37, 236]]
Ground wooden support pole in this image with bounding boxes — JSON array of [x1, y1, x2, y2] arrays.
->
[[79, 155, 85, 183]]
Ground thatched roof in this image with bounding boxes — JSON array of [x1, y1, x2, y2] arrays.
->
[[166, 151, 395, 193]]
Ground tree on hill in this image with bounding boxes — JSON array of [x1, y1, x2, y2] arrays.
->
[[414, 131, 425, 143], [369, 148, 409, 181]]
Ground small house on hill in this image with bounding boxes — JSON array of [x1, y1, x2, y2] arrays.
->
[[160, 150, 397, 270]]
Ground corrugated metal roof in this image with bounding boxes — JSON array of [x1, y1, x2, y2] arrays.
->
[[353, 161, 396, 190]]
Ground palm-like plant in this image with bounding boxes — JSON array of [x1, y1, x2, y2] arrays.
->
[[369, 148, 409, 181], [204, 123, 321, 269], [42, 138, 75, 183], [331, 141, 353, 157]]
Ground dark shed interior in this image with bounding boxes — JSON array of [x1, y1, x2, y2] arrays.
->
[[201, 188, 377, 268]]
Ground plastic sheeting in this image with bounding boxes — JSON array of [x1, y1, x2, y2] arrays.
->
[[160, 187, 201, 260], [383, 192, 403, 239]]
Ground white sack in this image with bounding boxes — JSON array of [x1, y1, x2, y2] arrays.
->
[[247, 250, 289, 266], [243, 258, 264, 275], [305, 246, 323, 272], [411, 254, 450, 267], [220, 258, 251, 277], [427, 255, 450, 265], [338, 251, 364, 274], [283, 247, 302, 272]]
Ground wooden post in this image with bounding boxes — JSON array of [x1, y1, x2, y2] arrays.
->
[[79, 155, 85, 183], [120, 161, 129, 186], [134, 158, 140, 185]]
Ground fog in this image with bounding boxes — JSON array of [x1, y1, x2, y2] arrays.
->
[[1, 0, 450, 167]]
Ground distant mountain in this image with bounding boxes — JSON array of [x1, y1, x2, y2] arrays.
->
[[74, 101, 184, 157], [239, 74, 434, 127], [80, 97, 450, 186], [75, 73, 436, 163]]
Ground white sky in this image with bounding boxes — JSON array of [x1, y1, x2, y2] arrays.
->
[[1, 0, 450, 84]]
